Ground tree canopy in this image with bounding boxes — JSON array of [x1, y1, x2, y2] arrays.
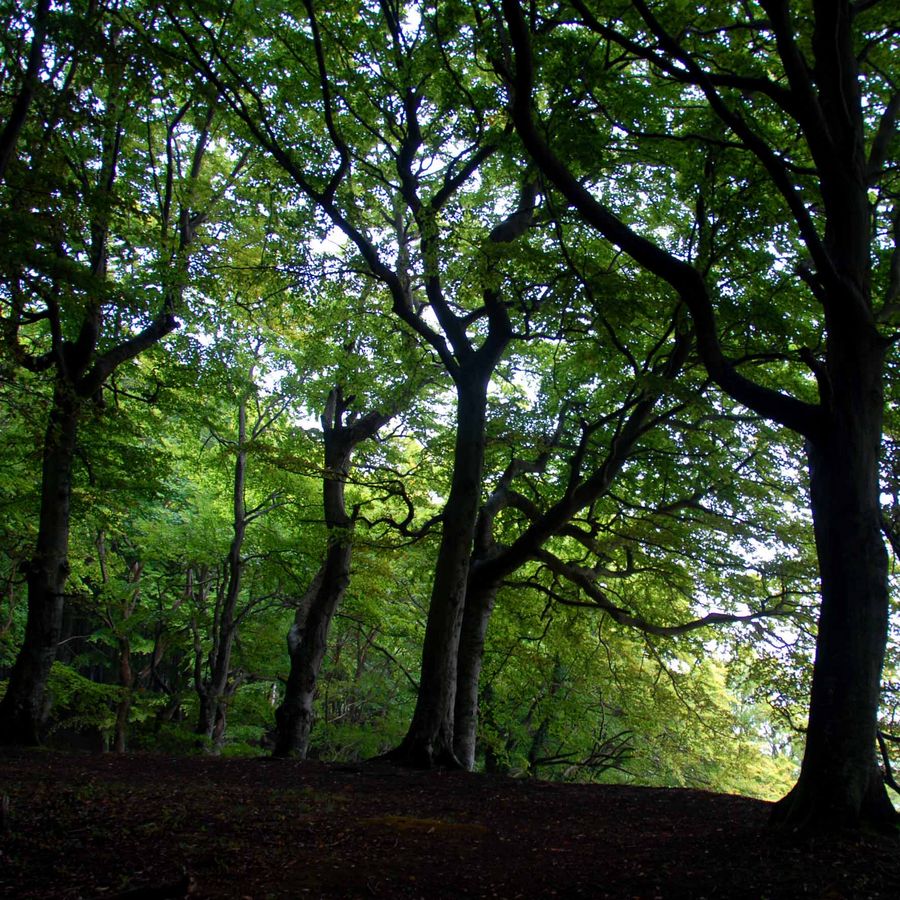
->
[[1, 0, 898, 837]]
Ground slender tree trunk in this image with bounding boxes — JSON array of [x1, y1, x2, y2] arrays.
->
[[195, 402, 248, 747], [113, 636, 133, 754], [0, 383, 79, 745], [387, 376, 489, 767], [772, 329, 896, 831], [195, 527, 243, 746], [98, 539, 141, 755], [274, 389, 387, 758], [480, 683, 512, 775], [195, 687, 214, 742], [195, 677, 229, 747]]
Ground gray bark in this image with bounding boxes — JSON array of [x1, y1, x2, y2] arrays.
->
[[453, 579, 499, 769], [386, 376, 490, 767], [273, 389, 389, 758]]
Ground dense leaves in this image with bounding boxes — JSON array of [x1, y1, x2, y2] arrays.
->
[[0, 0, 898, 842]]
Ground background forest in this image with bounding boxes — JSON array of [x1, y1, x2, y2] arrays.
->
[[1, 0, 898, 819]]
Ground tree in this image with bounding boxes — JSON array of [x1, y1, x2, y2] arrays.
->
[[273, 386, 392, 757], [164, 0, 556, 765], [0, 2, 237, 743], [502, 0, 900, 831], [192, 345, 292, 746], [454, 312, 809, 768]]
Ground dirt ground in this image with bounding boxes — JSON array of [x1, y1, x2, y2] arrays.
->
[[0, 751, 898, 899]]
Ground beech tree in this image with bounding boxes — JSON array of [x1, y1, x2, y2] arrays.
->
[[269, 259, 430, 759], [0, 3, 240, 743], [453, 243, 809, 767], [273, 386, 393, 757], [164, 0, 561, 765], [502, 0, 900, 831]]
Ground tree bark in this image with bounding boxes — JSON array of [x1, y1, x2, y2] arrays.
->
[[0, 383, 79, 745], [195, 403, 248, 748], [501, 0, 899, 833], [453, 579, 499, 770], [769, 1, 897, 832], [113, 636, 133, 754], [771, 326, 896, 832], [273, 389, 388, 758], [386, 375, 489, 767], [273, 542, 352, 757]]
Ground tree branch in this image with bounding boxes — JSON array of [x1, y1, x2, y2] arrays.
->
[[501, 0, 824, 440], [0, 0, 51, 182]]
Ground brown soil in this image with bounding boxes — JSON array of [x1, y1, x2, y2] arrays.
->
[[0, 751, 897, 899]]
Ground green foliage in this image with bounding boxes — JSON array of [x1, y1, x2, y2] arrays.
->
[[303, 544, 429, 761], [129, 721, 203, 756], [39, 662, 162, 741], [2, 0, 880, 809], [477, 584, 797, 799]]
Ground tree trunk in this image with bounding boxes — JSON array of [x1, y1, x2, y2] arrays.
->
[[195, 400, 248, 748], [273, 542, 352, 757], [387, 377, 488, 767], [0, 383, 79, 745], [772, 332, 896, 832], [113, 636, 133, 754], [453, 579, 499, 770], [196, 690, 222, 745], [194, 561, 241, 748], [480, 683, 512, 775], [273, 388, 387, 758]]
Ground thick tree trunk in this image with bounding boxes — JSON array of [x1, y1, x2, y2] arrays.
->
[[0, 384, 79, 745], [453, 579, 499, 770], [771, 330, 896, 832], [387, 377, 488, 767]]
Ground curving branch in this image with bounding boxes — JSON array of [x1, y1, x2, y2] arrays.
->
[[508, 548, 795, 638], [0, 0, 51, 182], [501, 0, 825, 441]]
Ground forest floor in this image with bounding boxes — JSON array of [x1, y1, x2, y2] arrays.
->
[[0, 751, 898, 899]]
